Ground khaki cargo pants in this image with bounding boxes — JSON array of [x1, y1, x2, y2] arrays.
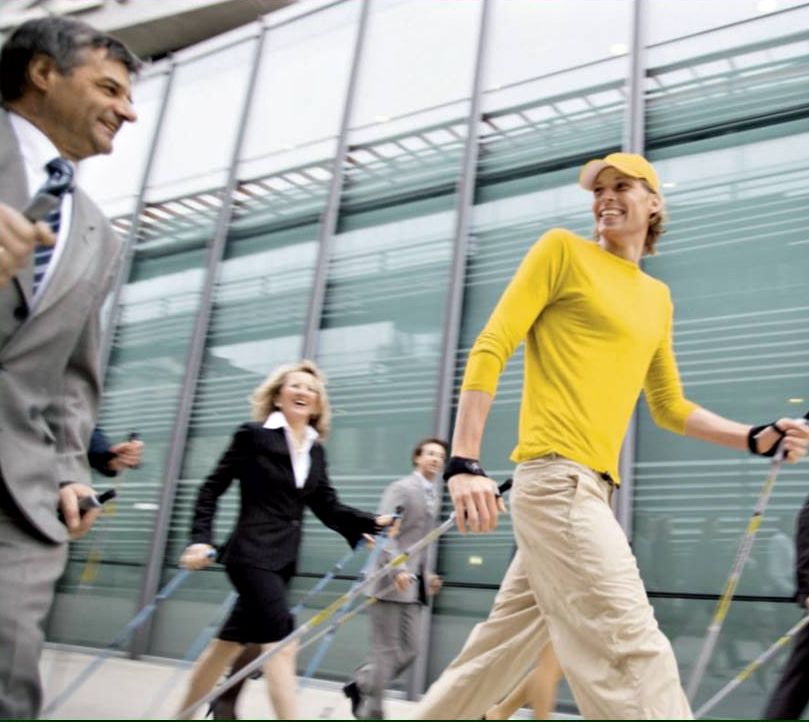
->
[[415, 455, 692, 720]]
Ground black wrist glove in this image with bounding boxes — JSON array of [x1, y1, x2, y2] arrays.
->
[[747, 421, 787, 457], [443, 456, 488, 482]]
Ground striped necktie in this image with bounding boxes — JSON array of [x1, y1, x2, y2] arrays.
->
[[32, 158, 73, 296]]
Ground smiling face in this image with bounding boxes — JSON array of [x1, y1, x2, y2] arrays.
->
[[275, 370, 322, 426], [413, 442, 447, 481], [591, 167, 661, 247], [31, 47, 137, 161]]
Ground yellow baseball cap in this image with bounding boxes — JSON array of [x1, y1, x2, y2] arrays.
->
[[578, 152, 660, 193]]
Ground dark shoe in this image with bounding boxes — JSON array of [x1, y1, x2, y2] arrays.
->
[[208, 697, 238, 720], [342, 680, 362, 719]]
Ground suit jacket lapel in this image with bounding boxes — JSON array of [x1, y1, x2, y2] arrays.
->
[[33, 188, 97, 318], [261, 426, 290, 455], [0, 110, 33, 312], [405, 474, 429, 517], [260, 426, 298, 488]]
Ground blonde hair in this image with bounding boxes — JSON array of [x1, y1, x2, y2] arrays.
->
[[250, 359, 331, 439], [644, 182, 667, 255]]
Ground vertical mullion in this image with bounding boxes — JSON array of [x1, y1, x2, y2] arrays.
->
[[301, 0, 372, 359], [98, 60, 177, 379], [616, 0, 648, 539], [409, 0, 493, 698]]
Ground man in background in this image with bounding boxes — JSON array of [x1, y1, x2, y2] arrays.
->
[[344, 437, 447, 720]]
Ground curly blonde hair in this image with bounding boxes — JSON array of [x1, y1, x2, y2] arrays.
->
[[250, 359, 331, 439], [644, 183, 667, 255]]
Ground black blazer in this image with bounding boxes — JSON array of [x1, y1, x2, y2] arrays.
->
[[190, 422, 376, 572]]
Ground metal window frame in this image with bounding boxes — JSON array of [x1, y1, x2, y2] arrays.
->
[[616, 0, 648, 539], [301, 0, 372, 359], [98, 60, 177, 378], [409, 0, 493, 699]]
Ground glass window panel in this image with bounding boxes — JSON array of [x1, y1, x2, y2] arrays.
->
[[351, 0, 480, 128], [646, 9, 809, 146], [635, 121, 809, 602], [339, 0, 482, 211], [313, 196, 456, 574], [149, 38, 257, 199], [479, 1, 629, 190], [484, 0, 631, 89], [240, 0, 360, 177], [647, 0, 809, 47]]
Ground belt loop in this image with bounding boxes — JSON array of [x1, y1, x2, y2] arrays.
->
[[600, 471, 616, 487]]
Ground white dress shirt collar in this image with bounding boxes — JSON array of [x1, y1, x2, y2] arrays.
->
[[8, 111, 76, 302], [263, 411, 318, 489], [8, 112, 73, 192]]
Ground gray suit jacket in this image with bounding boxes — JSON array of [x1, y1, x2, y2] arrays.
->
[[368, 472, 438, 604], [0, 108, 124, 543]]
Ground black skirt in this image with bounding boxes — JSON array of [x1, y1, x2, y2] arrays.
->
[[218, 562, 296, 644]]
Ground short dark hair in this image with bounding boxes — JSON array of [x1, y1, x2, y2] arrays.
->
[[411, 437, 449, 466], [0, 17, 141, 102]]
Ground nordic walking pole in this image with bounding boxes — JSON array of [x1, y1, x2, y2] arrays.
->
[[44, 550, 216, 716], [141, 591, 239, 719], [686, 411, 809, 702], [291, 542, 369, 615], [694, 614, 809, 719], [298, 574, 416, 686], [686, 448, 785, 702], [301, 594, 382, 657], [176, 479, 512, 719], [300, 531, 394, 680]]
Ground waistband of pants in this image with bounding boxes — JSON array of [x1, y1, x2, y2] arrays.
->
[[524, 453, 617, 487]]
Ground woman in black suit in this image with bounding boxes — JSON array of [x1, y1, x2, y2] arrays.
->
[[177, 360, 389, 719]]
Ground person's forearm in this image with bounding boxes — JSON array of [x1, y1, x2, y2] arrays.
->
[[451, 390, 494, 458], [684, 407, 750, 451]]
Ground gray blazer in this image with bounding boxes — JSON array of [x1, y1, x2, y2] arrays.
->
[[0, 108, 124, 543], [368, 472, 438, 604]]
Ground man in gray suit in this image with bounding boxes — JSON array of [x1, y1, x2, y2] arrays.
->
[[0, 17, 139, 717], [343, 438, 448, 720]]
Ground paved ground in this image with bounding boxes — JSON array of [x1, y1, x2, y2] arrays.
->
[[39, 646, 537, 720]]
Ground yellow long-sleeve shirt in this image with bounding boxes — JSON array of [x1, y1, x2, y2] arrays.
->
[[462, 228, 697, 484]]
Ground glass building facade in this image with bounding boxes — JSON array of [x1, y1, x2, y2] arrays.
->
[[44, 0, 809, 717]]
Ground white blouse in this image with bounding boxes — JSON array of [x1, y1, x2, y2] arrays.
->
[[263, 411, 318, 488]]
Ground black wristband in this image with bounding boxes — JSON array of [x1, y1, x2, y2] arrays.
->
[[443, 456, 487, 482], [747, 421, 786, 457]]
